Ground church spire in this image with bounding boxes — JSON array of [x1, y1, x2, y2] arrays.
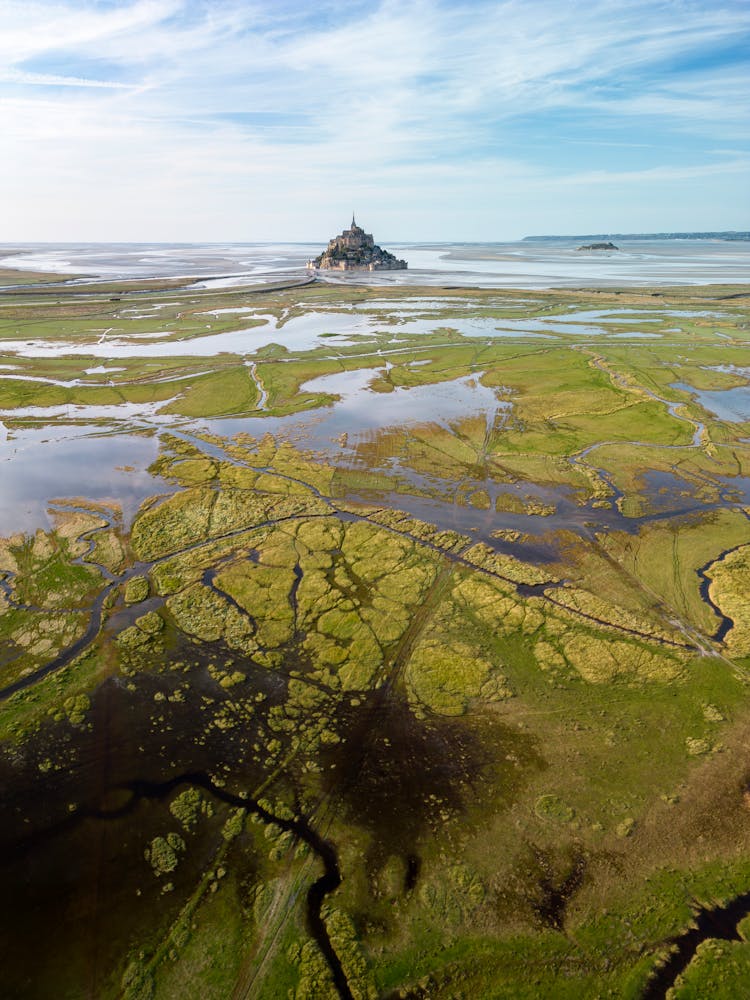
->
[[351, 212, 356, 229]]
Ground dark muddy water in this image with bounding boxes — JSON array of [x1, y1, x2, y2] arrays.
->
[[641, 889, 750, 999], [0, 637, 286, 997], [0, 618, 544, 998]]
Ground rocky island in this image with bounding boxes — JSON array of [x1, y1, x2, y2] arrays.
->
[[576, 241, 620, 251], [307, 215, 407, 270]]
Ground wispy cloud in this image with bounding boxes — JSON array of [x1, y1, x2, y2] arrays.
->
[[0, 0, 183, 64], [1, 68, 131, 89], [1, 0, 748, 239]]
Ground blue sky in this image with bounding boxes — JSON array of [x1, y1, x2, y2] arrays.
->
[[1, 0, 748, 240]]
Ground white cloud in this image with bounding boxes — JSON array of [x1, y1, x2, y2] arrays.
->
[[0, 0, 183, 64], [0, 69, 131, 88], [0, 0, 748, 239]]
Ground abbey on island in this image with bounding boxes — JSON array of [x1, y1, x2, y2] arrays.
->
[[307, 216, 407, 271]]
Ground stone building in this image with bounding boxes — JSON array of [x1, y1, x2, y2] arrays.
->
[[307, 216, 407, 271]]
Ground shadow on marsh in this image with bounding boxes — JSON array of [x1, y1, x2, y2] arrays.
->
[[321, 692, 546, 875]]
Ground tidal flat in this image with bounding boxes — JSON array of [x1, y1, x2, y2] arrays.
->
[[1, 271, 750, 999]]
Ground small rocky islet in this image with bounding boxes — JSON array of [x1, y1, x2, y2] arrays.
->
[[307, 215, 407, 271]]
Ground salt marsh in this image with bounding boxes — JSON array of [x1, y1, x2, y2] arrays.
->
[[1, 269, 750, 1000]]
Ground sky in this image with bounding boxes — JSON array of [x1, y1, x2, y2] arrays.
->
[[1, 0, 749, 242]]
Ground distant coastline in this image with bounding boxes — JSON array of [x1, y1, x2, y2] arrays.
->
[[522, 231, 750, 242]]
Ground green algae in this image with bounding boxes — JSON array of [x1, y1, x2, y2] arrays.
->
[[125, 576, 150, 604], [146, 834, 186, 877], [405, 638, 499, 716], [169, 788, 214, 830]]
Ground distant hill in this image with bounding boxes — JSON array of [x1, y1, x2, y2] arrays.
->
[[522, 231, 750, 242]]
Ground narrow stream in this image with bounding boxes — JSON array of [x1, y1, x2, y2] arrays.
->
[[642, 890, 750, 999], [247, 361, 268, 409], [80, 771, 352, 999], [0, 505, 129, 699], [696, 545, 743, 643]]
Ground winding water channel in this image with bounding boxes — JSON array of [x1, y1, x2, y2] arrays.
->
[[97, 773, 353, 1000], [641, 890, 750, 999]]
